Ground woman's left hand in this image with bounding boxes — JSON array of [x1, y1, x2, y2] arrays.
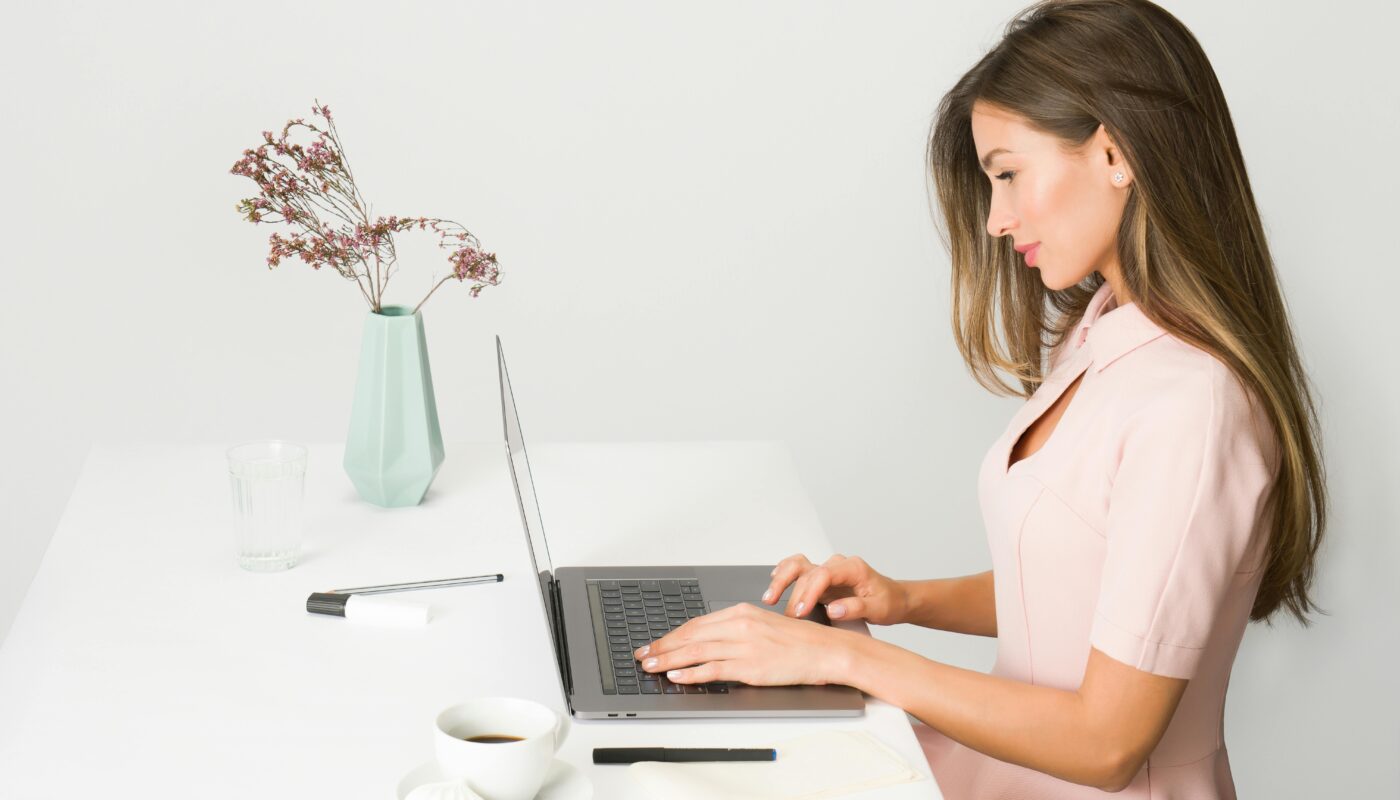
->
[[633, 601, 856, 686]]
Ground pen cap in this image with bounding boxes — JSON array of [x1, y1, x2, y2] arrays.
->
[[594, 748, 665, 764], [307, 592, 350, 616]]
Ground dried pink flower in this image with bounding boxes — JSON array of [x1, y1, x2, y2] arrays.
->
[[230, 98, 500, 314]]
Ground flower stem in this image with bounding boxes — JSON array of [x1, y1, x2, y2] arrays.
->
[[414, 275, 452, 315]]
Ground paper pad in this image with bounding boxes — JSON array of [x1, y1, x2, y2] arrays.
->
[[626, 730, 926, 799]]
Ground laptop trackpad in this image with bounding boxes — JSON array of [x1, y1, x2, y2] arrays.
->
[[707, 600, 832, 625]]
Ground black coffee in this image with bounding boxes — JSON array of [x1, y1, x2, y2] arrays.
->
[[464, 734, 525, 744]]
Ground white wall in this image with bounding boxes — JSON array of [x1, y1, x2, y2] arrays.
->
[[2, 1, 1395, 795]]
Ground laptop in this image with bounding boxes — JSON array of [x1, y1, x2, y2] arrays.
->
[[496, 336, 866, 719]]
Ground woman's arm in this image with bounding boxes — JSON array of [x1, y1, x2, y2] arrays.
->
[[833, 634, 1188, 792], [899, 570, 997, 637], [637, 602, 1186, 791]]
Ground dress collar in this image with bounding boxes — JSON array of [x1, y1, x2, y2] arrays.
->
[[1066, 281, 1170, 373]]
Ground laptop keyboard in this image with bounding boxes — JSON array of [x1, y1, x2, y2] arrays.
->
[[587, 579, 730, 696]]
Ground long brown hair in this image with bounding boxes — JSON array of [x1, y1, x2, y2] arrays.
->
[[926, 0, 1326, 626]]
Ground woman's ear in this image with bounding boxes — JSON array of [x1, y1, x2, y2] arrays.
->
[[1096, 123, 1133, 188]]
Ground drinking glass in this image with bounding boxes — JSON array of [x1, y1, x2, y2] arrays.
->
[[226, 440, 307, 571]]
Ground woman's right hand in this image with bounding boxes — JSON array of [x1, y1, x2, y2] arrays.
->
[[761, 553, 909, 626]]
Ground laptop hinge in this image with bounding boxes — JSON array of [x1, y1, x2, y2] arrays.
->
[[548, 577, 574, 699]]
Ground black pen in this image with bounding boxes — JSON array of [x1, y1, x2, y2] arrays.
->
[[593, 747, 776, 764]]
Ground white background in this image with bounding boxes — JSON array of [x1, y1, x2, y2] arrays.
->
[[1, 1, 1396, 796]]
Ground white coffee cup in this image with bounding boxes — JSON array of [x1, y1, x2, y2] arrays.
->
[[433, 697, 571, 800]]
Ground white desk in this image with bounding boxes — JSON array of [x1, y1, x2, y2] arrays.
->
[[0, 441, 938, 798]]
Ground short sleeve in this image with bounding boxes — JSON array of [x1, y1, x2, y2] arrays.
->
[[1089, 366, 1278, 679]]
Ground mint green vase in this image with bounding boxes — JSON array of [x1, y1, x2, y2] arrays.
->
[[343, 305, 445, 507]]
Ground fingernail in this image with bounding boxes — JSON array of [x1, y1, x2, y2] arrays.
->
[[637, 645, 650, 658], [829, 603, 845, 618], [644, 658, 658, 669], [667, 670, 683, 680], [771, 567, 777, 576], [796, 601, 806, 615], [762, 589, 773, 603]]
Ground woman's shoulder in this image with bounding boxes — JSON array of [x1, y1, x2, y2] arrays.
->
[[1108, 335, 1279, 474], [1117, 334, 1253, 412]]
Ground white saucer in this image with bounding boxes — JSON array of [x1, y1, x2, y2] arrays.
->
[[396, 757, 592, 800]]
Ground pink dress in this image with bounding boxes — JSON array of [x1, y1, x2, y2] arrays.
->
[[916, 281, 1280, 799]]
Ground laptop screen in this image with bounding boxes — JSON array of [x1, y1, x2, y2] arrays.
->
[[496, 337, 564, 659]]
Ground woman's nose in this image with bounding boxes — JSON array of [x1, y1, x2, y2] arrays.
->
[[986, 205, 1017, 239]]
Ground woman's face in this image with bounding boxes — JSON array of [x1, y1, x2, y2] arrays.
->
[[970, 100, 1132, 293]]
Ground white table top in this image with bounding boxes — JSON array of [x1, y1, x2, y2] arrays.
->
[[0, 440, 938, 798]]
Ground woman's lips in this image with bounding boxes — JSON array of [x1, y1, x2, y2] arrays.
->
[[1024, 243, 1040, 267]]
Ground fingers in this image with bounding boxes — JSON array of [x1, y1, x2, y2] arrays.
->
[[636, 605, 764, 684], [660, 661, 723, 685], [825, 595, 864, 620], [633, 602, 747, 660], [788, 554, 868, 618], [639, 640, 744, 677], [761, 553, 812, 606], [785, 564, 834, 617]]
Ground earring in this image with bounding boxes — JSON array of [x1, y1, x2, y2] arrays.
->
[[1113, 172, 1125, 183]]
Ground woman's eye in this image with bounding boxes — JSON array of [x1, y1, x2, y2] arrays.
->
[[995, 170, 1016, 183]]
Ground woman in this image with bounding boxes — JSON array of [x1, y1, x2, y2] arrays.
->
[[634, 0, 1327, 796]]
